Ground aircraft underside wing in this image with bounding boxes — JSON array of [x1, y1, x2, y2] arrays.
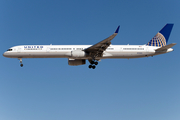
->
[[84, 26, 120, 68]]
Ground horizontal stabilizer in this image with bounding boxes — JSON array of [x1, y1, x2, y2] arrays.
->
[[155, 43, 176, 51]]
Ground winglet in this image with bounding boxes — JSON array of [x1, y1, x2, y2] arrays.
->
[[115, 25, 120, 33]]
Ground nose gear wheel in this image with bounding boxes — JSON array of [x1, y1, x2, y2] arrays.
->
[[18, 58, 23, 67]]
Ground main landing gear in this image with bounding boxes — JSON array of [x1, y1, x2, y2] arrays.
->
[[88, 60, 98, 69], [18, 58, 23, 67]]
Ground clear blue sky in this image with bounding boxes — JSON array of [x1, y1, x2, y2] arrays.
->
[[0, 0, 180, 120]]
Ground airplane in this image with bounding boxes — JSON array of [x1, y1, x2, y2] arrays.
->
[[3, 24, 176, 69]]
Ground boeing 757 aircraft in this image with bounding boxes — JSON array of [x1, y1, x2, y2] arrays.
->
[[3, 24, 176, 69]]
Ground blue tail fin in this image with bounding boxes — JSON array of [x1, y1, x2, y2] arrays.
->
[[146, 24, 174, 47]]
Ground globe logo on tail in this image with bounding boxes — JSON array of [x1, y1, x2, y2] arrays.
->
[[147, 32, 166, 47]]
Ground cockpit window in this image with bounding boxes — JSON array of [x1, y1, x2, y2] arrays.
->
[[7, 49, 13, 51]]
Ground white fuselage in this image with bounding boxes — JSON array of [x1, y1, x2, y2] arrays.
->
[[3, 45, 173, 59]]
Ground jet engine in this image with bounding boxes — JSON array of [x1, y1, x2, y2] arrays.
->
[[68, 59, 86, 66]]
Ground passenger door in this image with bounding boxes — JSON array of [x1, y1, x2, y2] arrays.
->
[[46, 47, 50, 52]]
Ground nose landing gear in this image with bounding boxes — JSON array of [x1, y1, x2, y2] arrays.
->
[[18, 58, 23, 67]]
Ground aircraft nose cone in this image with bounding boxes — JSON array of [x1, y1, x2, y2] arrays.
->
[[3, 52, 7, 57]]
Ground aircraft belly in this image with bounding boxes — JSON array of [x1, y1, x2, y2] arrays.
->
[[102, 51, 154, 59], [5, 52, 71, 58]]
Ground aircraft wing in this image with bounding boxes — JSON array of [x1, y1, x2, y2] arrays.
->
[[155, 43, 176, 51], [85, 26, 120, 59]]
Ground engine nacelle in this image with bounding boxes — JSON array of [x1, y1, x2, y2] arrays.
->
[[68, 59, 86, 66], [71, 50, 86, 58]]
